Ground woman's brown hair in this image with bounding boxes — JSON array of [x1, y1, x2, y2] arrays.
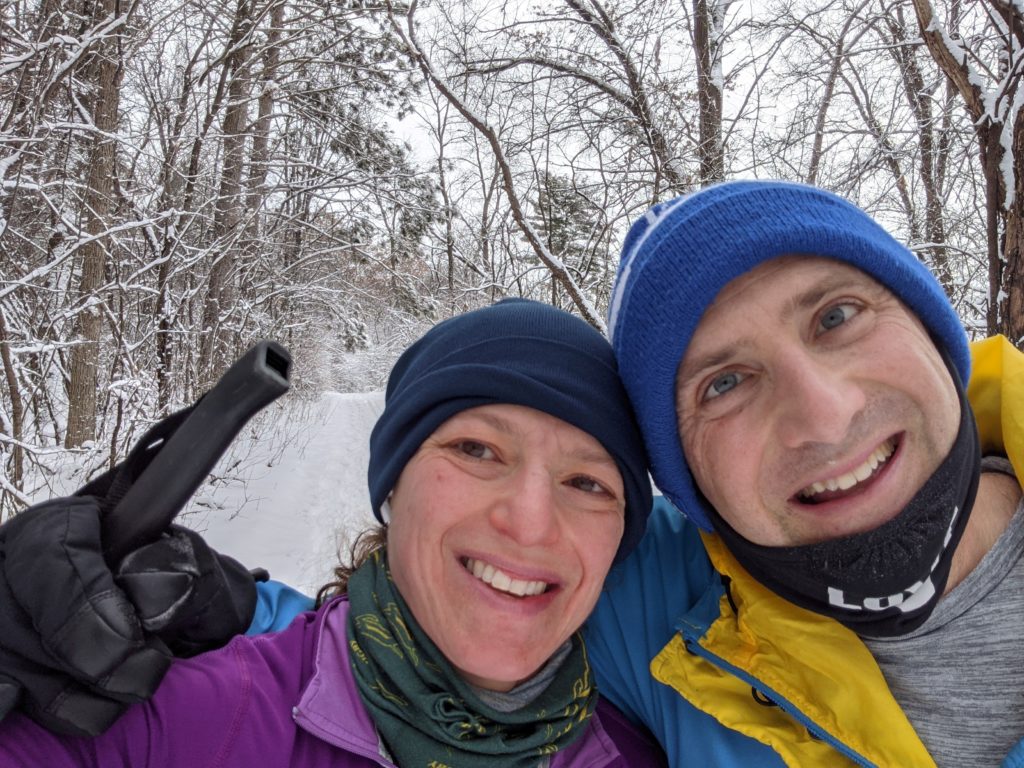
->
[[315, 525, 388, 606]]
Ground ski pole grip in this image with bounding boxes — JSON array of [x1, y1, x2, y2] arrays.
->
[[103, 341, 292, 564]]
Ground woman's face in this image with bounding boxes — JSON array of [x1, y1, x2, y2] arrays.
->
[[386, 404, 625, 692]]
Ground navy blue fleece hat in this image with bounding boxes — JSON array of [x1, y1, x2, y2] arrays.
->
[[368, 299, 652, 562], [607, 179, 970, 531]]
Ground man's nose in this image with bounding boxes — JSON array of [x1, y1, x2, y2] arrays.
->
[[487, 463, 560, 547], [773, 349, 866, 449]]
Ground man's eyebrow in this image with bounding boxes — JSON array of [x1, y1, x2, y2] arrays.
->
[[781, 272, 863, 322]]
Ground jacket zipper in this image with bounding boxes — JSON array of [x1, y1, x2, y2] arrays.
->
[[679, 630, 875, 768]]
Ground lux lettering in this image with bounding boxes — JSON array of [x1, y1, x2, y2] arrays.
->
[[827, 508, 956, 614], [827, 578, 935, 612]]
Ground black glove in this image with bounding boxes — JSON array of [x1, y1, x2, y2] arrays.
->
[[0, 402, 262, 738], [0, 494, 259, 737], [116, 523, 261, 658]]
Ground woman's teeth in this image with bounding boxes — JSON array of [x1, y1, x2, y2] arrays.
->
[[799, 438, 896, 501], [464, 558, 548, 597]]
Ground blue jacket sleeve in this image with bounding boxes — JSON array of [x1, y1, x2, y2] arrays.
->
[[585, 497, 718, 762], [248, 579, 315, 634], [1003, 737, 1024, 768]]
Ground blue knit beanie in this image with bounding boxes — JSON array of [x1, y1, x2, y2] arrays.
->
[[368, 299, 652, 563], [607, 179, 970, 531]]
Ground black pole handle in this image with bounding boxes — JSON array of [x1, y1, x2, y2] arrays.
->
[[102, 341, 292, 563]]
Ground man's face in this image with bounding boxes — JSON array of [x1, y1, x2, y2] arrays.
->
[[675, 255, 960, 547]]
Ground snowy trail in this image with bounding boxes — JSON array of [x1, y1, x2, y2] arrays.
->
[[184, 391, 385, 595]]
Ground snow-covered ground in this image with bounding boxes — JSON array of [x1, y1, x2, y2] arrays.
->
[[178, 391, 385, 596]]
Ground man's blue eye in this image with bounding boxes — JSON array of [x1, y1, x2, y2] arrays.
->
[[820, 304, 858, 331], [704, 371, 743, 400]]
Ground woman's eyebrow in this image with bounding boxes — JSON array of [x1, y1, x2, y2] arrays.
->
[[568, 449, 618, 467], [459, 410, 519, 435], [458, 411, 615, 465]]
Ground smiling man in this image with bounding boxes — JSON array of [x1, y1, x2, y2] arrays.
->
[[586, 180, 1024, 767]]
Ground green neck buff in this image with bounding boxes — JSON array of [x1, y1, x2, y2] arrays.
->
[[346, 550, 597, 768]]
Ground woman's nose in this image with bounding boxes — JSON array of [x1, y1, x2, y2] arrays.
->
[[487, 464, 560, 547]]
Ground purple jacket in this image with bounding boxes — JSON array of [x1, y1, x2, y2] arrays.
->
[[0, 598, 666, 767]]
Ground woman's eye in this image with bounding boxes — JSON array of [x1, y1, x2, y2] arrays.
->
[[703, 371, 744, 401], [455, 440, 494, 460], [568, 475, 610, 495], [818, 303, 859, 332]]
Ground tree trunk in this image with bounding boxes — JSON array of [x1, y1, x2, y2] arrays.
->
[[154, 32, 210, 411], [198, 0, 255, 386], [908, 0, 1022, 344], [0, 307, 24, 493], [694, 0, 724, 184], [65, 0, 124, 447], [1002, 113, 1024, 344], [885, 7, 952, 292]]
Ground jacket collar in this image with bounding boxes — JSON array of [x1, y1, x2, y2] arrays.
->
[[966, 335, 1024, 480], [292, 597, 625, 768], [293, 598, 394, 764]]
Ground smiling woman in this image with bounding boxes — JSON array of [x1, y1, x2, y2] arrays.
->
[[386, 405, 626, 694], [0, 299, 665, 768]]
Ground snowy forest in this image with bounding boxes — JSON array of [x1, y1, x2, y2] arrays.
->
[[2, 0, 1024, 520]]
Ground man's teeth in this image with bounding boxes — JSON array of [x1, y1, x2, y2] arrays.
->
[[800, 439, 896, 499], [465, 558, 548, 597]]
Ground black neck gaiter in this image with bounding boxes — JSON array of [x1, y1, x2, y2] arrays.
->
[[707, 359, 981, 638]]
